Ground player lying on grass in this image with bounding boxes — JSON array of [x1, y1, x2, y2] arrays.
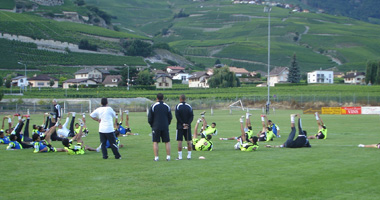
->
[[257, 115, 275, 142], [61, 120, 98, 155], [187, 118, 213, 151], [219, 112, 254, 141], [308, 112, 327, 140], [3, 115, 16, 136], [198, 111, 217, 139], [74, 113, 89, 137], [358, 143, 380, 148], [6, 134, 23, 150], [265, 114, 311, 148], [115, 109, 138, 136], [97, 130, 124, 152], [32, 123, 65, 153], [234, 116, 259, 152], [57, 112, 77, 138], [0, 129, 10, 145], [8, 115, 34, 149]]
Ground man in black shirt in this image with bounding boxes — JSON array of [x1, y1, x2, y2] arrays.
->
[[175, 94, 194, 160], [266, 114, 311, 148], [148, 93, 173, 161]]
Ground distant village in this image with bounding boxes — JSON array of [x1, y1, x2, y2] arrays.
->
[[231, 0, 325, 14], [7, 65, 366, 90]]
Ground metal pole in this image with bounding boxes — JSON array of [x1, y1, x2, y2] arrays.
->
[[264, 3, 271, 115], [124, 64, 130, 91]]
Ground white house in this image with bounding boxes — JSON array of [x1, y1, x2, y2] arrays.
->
[[102, 75, 122, 87], [155, 74, 172, 89], [28, 74, 58, 88], [268, 67, 289, 86], [11, 76, 28, 87], [188, 71, 210, 88], [63, 79, 98, 89], [307, 70, 334, 84], [74, 68, 109, 83], [343, 72, 365, 85], [229, 67, 250, 77], [166, 66, 185, 73]]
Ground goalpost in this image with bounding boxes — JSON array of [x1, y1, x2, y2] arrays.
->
[[229, 99, 261, 114], [63, 99, 91, 114]]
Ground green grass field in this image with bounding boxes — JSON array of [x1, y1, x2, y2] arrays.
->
[[1, 109, 380, 199]]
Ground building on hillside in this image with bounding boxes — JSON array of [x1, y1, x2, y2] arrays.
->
[[307, 70, 333, 84], [188, 71, 210, 88], [268, 67, 289, 86], [74, 68, 109, 83], [172, 71, 189, 84], [28, 74, 58, 88], [333, 72, 344, 78], [30, 0, 64, 6], [63, 79, 98, 89], [102, 75, 122, 87], [166, 66, 185, 73], [155, 74, 172, 89], [251, 70, 267, 78], [229, 67, 250, 77], [343, 72, 365, 85], [11, 76, 28, 87]]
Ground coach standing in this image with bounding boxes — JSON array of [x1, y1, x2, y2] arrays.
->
[[148, 93, 172, 161], [175, 94, 194, 160], [52, 99, 61, 121], [90, 98, 121, 159]]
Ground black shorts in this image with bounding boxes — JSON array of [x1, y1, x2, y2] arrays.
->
[[176, 128, 192, 141], [126, 128, 131, 133], [258, 136, 266, 141], [152, 129, 170, 143], [316, 133, 325, 139]]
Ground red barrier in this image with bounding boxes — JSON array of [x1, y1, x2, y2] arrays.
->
[[341, 107, 362, 115]]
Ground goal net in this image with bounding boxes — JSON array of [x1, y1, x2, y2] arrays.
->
[[63, 99, 91, 114]]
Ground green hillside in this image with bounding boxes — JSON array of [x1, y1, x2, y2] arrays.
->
[[86, 0, 380, 72], [0, 0, 15, 9]]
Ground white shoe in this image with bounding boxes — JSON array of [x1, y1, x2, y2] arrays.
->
[[197, 118, 202, 123], [124, 110, 129, 115], [96, 146, 101, 152], [358, 144, 365, 148]]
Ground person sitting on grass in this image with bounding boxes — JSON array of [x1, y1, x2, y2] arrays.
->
[[62, 120, 98, 155], [234, 116, 259, 152], [115, 109, 138, 136], [189, 118, 213, 151], [32, 123, 65, 153], [198, 111, 217, 139], [358, 143, 380, 148], [265, 114, 311, 148], [57, 112, 76, 138], [219, 112, 254, 142], [257, 115, 275, 142], [308, 112, 327, 140]]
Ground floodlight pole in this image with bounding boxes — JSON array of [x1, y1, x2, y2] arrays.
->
[[17, 61, 27, 91], [124, 64, 130, 90], [264, 3, 271, 115]]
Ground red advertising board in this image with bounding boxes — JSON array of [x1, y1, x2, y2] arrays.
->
[[341, 107, 362, 115]]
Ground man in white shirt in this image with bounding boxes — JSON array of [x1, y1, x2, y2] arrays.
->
[[90, 98, 121, 159], [57, 112, 76, 138]]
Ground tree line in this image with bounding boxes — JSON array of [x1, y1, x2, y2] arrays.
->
[[365, 60, 380, 85]]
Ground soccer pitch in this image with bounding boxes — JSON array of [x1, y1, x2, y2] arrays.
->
[[1, 109, 379, 199]]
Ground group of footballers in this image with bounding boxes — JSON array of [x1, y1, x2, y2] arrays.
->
[[0, 100, 138, 155]]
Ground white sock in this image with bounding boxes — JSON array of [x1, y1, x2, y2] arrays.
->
[[72, 112, 76, 117], [155, 156, 159, 160], [315, 115, 319, 121], [18, 116, 21, 120], [166, 155, 171, 160], [115, 115, 118, 119], [291, 116, 295, 123], [82, 114, 86, 118], [187, 151, 192, 158], [246, 113, 249, 119], [178, 151, 182, 159], [261, 117, 265, 122]]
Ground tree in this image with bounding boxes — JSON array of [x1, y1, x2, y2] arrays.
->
[[5, 77, 11, 88], [120, 67, 138, 86], [208, 66, 240, 88], [253, 73, 261, 78], [214, 59, 221, 65], [0, 76, 3, 87], [136, 70, 154, 86], [288, 54, 301, 83], [366, 61, 377, 84], [49, 79, 55, 87], [376, 61, 380, 85], [123, 40, 153, 57]]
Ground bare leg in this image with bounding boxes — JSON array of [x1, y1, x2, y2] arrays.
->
[[153, 142, 159, 157], [165, 142, 171, 157]]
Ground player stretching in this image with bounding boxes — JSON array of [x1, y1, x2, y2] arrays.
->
[[234, 116, 259, 151], [199, 111, 217, 139], [115, 109, 138, 136], [257, 115, 275, 142], [308, 112, 327, 140], [358, 143, 380, 148], [266, 114, 311, 148], [191, 118, 213, 151], [32, 123, 65, 153], [62, 120, 98, 155]]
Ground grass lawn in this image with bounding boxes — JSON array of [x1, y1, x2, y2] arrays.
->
[[1, 109, 380, 199]]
